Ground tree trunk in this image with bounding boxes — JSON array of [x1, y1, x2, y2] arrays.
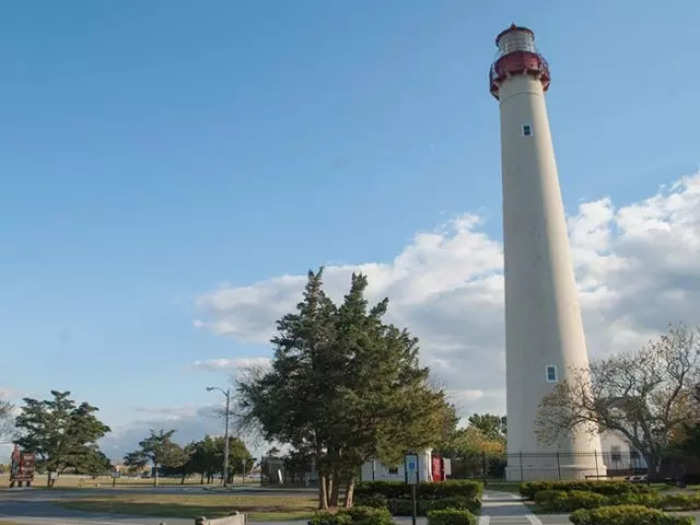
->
[[330, 469, 340, 508], [344, 477, 355, 509], [153, 464, 159, 487], [200, 472, 205, 484], [319, 473, 329, 510], [181, 471, 186, 485]]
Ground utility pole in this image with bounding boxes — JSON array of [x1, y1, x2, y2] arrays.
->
[[223, 389, 230, 487], [207, 386, 232, 487]]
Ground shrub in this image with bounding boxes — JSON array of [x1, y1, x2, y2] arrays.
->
[[309, 506, 393, 525], [356, 480, 482, 502], [608, 491, 662, 508], [387, 498, 480, 516], [423, 496, 481, 514], [354, 493, 389, 509], [520, 480, 652, 499], [426, 509, 476, 525], [569, 504, 694, 525], [356, 481, 407, 500], [418, 480, 483, 500], [534, 490, 570, 511], [347, 506, 394, 525], [387, 499, 414, 516], [658, 493, 700, 511], [534, 490, 606, 512]]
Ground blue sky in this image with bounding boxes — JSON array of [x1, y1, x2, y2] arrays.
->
[[1, 1, 699, 458]]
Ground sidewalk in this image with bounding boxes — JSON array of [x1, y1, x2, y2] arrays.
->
[[479, 491, 543, 525]]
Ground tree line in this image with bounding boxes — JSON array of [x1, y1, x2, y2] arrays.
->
[[124, 429, 253, 486], [0, 390, 251, 488]]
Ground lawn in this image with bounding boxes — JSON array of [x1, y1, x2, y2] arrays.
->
[[58, 492, 318, 521]]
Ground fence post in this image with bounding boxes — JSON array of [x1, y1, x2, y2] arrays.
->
[[594, 450, 599, 479], [556, 452, 561, 480], [519, 452, 524, 481]]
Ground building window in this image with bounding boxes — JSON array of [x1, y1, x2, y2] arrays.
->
[[388, 467, 398, 474], [546, 365, 557, 383], [522, 124, 532, 136], [611, 446, 621, 462]]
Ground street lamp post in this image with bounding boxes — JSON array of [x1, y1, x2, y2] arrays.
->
[[207, 386, 231, 487]]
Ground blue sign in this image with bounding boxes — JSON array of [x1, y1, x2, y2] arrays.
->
[[404, 453, 419, 485]]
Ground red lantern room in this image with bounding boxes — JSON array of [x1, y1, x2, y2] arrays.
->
[[489, 24, 550, 100]]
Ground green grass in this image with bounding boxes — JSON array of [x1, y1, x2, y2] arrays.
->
[[58, 492, 318, 521]]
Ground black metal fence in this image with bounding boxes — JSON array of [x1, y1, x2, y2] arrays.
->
[[448, 451, 648, 481], [449, 451, 700, 483]]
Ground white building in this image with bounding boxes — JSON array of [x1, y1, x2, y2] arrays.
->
[[360, 449, 451, 482]]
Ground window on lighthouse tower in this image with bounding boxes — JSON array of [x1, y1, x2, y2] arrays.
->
[[546, 365, 558, 383], [522, 124, 532, 136]]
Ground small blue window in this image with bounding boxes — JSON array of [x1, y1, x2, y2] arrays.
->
[[522, 124, 532, 136], [546, 365, 557, 383]]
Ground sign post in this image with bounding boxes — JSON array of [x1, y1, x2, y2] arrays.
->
[[404, 454, 419, 525], [110, 470, 120, 488]]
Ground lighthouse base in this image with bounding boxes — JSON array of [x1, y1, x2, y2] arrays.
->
[[505, 456, 606, 481]]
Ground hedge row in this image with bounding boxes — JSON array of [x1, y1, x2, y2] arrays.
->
[[426, 509, 476, 525], [308, 506, 393, 525], [356, 481, 482, 501], [355, 494, 480, 515], [569, 504, 694, 525], [535, 489, 700, 512], [535, 490, 606, 512], [520, 480, 652, 499]]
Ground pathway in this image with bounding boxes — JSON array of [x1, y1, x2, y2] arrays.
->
[[479, 491, 544, 525]]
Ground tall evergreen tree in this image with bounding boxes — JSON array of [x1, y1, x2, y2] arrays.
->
[[14, 390, 110, 487], [238, 269, 455, 508]]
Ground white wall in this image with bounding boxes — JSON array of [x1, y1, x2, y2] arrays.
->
[[360, 449, 433, 482]]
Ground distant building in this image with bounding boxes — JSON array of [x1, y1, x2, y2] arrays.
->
[[360, 449, 451, 482], [599, 431, 647, 474]]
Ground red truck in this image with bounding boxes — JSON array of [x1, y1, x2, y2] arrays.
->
[[9, 445, 35, 488]]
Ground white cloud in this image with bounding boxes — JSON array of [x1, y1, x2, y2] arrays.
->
[[192, 357, 272, 373], [194, 172, 700, 419], [99, 404, 226, 462]]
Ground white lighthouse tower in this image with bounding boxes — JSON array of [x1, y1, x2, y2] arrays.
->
[[490, 25, 604, 480]]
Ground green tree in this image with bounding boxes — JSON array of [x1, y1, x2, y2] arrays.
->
[[536, 324, 700, 476], [14, 390, 111, 487], [467, 413, 506, 442], [238, 270, 455, 508], [125, 429, 187, 486], [75, 448, 112, 477]]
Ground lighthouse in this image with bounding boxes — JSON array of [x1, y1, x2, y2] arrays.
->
[[490, 25, 604, 480]]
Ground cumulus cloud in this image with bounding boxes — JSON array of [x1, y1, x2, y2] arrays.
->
[[194, 173, 700, 418], [99, 404, 227, 462]]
